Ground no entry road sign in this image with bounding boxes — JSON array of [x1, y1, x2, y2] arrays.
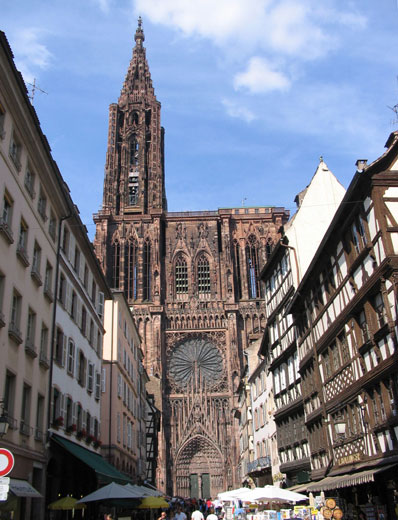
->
[[0, 449, 14, 477]]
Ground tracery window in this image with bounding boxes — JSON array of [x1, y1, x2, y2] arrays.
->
[[143, 239, 151, 300], [197, 254, 210, 294], [112, 240, 121, 289], [125, 239, 138, 300], [246, 235, 261, 299], [233, 241, 242, 299], [175, 255, 188, 294], [130, 136, 139, 166]]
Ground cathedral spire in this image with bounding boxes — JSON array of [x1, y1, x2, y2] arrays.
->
[[120, 17, 155, 103]]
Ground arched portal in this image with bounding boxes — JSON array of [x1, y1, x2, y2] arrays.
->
[[175, 435, 224, 499]]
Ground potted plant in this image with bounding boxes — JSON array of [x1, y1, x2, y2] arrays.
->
[[53, 416, 64, 428], [93, 438, 102, 449], [76, 428, 86, 440], [86, 433, 95, 445], [66, 423, 77, 434]]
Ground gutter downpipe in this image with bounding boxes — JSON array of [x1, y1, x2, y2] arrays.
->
[[46, 212, 72, 440], [108, 297, 114, 462]]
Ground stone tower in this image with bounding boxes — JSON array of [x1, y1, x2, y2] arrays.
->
[[94, 19, 289, 496]]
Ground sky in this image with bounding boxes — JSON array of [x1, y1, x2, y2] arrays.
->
[[2, 1, 398, 239]]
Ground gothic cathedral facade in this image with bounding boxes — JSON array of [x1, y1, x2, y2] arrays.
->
[[94, 20, 289, 497]]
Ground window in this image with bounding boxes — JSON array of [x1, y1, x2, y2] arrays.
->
[[1, 190, 13, 230], [0, 272, 5, 324], [9, 290, 22, 342], [37, 188, 47, 221], [89, 319, 94, 345], [49, 212, 56, 241], [16, 218, 29, 266], [125, 239, 138, 300], [113, 240, 121, 289], [20, 384, 32, 435], [358, 310, 370, 343], [32, 241, 42, 279], [61, 226, 69, 255], [81, 306, 87, 335], [67, 339, 75, 375], [24, 166, 36, 198], [233, 241, 242, 299], [143, 239, 151, 300], [77, 350, 86, 386], [197, 254, 210, 294], [54, 327, 64, 366], [44, 262, 53, 298], [58, 273, 66, 305], [0, 102, 5, 138], [4, 371, 16, 420], [98, 292, 104, 319], [39, 324, 49, 364], [9, 132, 22, 170], [95, 372, 101, 400], [35, 394, 45, 440], [175, 255, 188, 294], [373, 293, 387, 328], [91, 281, 96, 304], [65, 397, 73, 429], [70, 291, 77, 320], [246, 235, 261, 299], [74, 246, 80, 273], [87, 363, 94, 392], [83, 264, 89, 289], [52, 388, 61, 425], [26, 308, 36, 349]]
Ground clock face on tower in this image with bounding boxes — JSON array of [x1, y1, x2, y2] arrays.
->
[[168, 337, 223, 390]]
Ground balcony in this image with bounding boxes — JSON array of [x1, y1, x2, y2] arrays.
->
[[247, 456, 271, 474], [0, 218, 14, 244], [43, 284, 54, 302], [20, 421, 32, 437], [25, 340, 38, 358], [31, 266, 43, 286], [8, 322, 23, 344], [39, 351, 50, 369], [16, 244, 30, 267]]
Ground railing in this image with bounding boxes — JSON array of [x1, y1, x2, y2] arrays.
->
[[247, 456, 271, 473]]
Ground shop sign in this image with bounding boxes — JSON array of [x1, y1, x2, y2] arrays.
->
[[0, 449, 14, 477], [338, 452, 361, 465], [0, 477, 10, 502]]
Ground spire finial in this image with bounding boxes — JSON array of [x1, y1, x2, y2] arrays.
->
[[135, 16, 145, 45]]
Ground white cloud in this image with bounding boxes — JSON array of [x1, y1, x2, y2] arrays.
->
[[10, 28, 52, 83], [91, 0, 111, 14], [222, 98, 257, 122], [234, 57, 290, 93]]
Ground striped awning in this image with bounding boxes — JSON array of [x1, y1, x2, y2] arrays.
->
[[306, 464, 396, 492]]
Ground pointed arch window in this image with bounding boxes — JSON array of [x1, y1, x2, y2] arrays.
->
[[125, 238, 138, 300], [130, 135, 139, 166], [143, 239, 151, 301], [233, 240, 242, 299], [175, 255, 188, 294], [246, 235, 261, 299], [112, 240, 121, 289], [197, 254, 211, 294]]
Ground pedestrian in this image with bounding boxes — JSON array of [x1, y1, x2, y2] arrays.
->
[[159, 512, 168, 520], [174, 506, 187, 520], [206, 508, 218, 520], [104, 515, 113, 520], [191, 509, 204, 520]]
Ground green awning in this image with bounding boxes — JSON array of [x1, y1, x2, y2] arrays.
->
[[52, 434, 131, 485]]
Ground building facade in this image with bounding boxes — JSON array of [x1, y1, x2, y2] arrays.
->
[[46, 205, 114, 503], [100, 290, 148, 483], [0, 31, 70, 520], [93, 19, 290, 496], [290, 136, 398, 518], [260, 159, 346, 487]]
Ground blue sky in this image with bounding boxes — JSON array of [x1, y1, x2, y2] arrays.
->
[[2, 1, 398, 238]]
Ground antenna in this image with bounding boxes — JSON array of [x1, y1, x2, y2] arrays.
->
[[241, 197, 247, 206], [387, 76, 398, 126], [27, 78, 48, 104]]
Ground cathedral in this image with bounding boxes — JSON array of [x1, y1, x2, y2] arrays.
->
[[93, 19, 289, 497]]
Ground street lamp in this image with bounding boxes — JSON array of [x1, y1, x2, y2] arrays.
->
[[334, 413, 346, 438], [0, 401, 9, 438]]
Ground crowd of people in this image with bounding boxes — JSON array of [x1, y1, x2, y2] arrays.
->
[[159, 498, 224, 520]]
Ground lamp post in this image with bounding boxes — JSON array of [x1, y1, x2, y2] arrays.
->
[[0, 400, 9, 439], [334, 413, 346, 439]]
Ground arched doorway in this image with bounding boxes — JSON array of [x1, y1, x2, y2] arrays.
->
[[174, 434, 224, 499]]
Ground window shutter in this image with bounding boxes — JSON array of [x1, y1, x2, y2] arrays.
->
[[76, 349, 80, 380], [65, 281, 72, 312], [72, 402, 77, 425], [98, 291, 104, 318], [76, 299, 82, 330], [60, 393, 65, 423], [95, 372, 101, 400], [101, 367, 106, 393], [62, 334, 67, 367]]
